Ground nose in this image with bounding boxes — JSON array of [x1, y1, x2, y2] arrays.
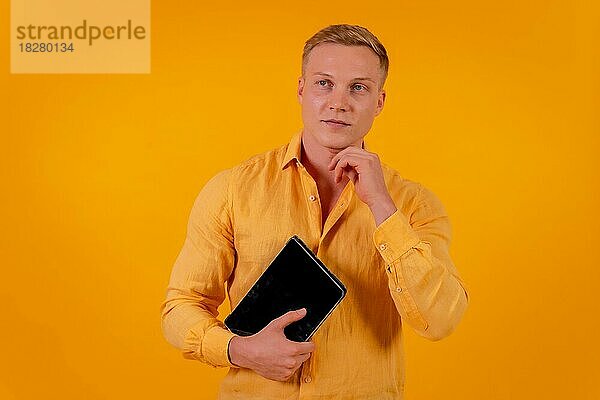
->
[[328, 88, 349, 112]]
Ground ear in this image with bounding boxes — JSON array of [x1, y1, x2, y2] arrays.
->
[[297, 76, 305, 104], [374, 90, 386, 116]]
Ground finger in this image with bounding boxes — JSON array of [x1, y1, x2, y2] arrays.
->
[[288, 353, 311, 371], [291, 341, 315, 355], [333, 157, 350, 182], [328, 148, 347, 170], [282, 357, 299, 370], [287, 353, 311, 370], [271, 308, 307, 330], [328, 155, 336, 171], [334, 158, 360, 183], [334, 160, 346, 183], [328, 147, 363, 170], [345, 168, 358, 183], [298, 352, 312, 363], [329, 157, 341, 172]]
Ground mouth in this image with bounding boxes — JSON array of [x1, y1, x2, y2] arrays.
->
[[321, 119, 351, 127]]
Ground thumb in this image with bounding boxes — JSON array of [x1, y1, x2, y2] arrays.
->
[[270, 308, 307, 330]]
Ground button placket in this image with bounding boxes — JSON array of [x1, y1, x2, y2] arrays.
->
[[298, 166, 322, 238]]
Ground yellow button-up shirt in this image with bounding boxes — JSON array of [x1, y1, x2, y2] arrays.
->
[[160, 132, 468, 399]]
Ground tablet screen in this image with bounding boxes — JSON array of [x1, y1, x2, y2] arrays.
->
[[224, 236, 346, 342]]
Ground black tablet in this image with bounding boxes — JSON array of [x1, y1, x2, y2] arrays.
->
[[224, 235, 347, 342]]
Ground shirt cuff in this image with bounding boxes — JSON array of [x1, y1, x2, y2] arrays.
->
[[202, 325, 237, 368], [183, 323, 237, 368], [372, 210, 420, 263]]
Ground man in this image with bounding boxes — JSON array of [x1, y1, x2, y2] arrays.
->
[[161, 24, 468, 399]]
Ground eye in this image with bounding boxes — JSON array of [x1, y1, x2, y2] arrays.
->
[[316, 79, 332, 88], [351, 83, 367, 92]]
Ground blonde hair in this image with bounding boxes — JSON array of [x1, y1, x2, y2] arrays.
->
[[302, 24, 389, 87]]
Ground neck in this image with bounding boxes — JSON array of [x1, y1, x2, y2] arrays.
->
[[300, 131, 361, 186], [301, 146, 336, 182]]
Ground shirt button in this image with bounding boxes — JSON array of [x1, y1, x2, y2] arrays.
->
[[396, 287, 403, 292], [304, 376, 312, 383], [379, 243, 387, 251], [309, 195, 316, 202]]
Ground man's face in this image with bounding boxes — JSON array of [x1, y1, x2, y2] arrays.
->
[[297, 43, 386, 151]]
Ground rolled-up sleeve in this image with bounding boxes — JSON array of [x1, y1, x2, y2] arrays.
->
[[160, 169, 238, 368], [373, 185, 469, 341]]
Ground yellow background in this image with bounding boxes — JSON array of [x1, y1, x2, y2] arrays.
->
[[1, 0, 599, 399]]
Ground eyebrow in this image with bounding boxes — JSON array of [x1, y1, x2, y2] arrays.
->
[[313, 72, 377, 84]]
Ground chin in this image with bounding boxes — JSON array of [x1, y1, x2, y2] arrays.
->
[[316, 134, 352, 150], [319, 132, 362, 150]]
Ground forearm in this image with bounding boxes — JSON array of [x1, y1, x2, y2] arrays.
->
[[386, 242, 468, 340], [161, 287, 236, 367], [368, 193, 398, 227], [160, 169, 237, 367], [374, 209, 468, 340]]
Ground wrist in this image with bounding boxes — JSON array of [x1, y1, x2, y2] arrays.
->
[[365, 189, 394, 209], [228, 336, 247, 368], [368, 195, 397, 226]]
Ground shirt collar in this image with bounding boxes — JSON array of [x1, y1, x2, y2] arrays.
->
[[281, 131, 303, 170]]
